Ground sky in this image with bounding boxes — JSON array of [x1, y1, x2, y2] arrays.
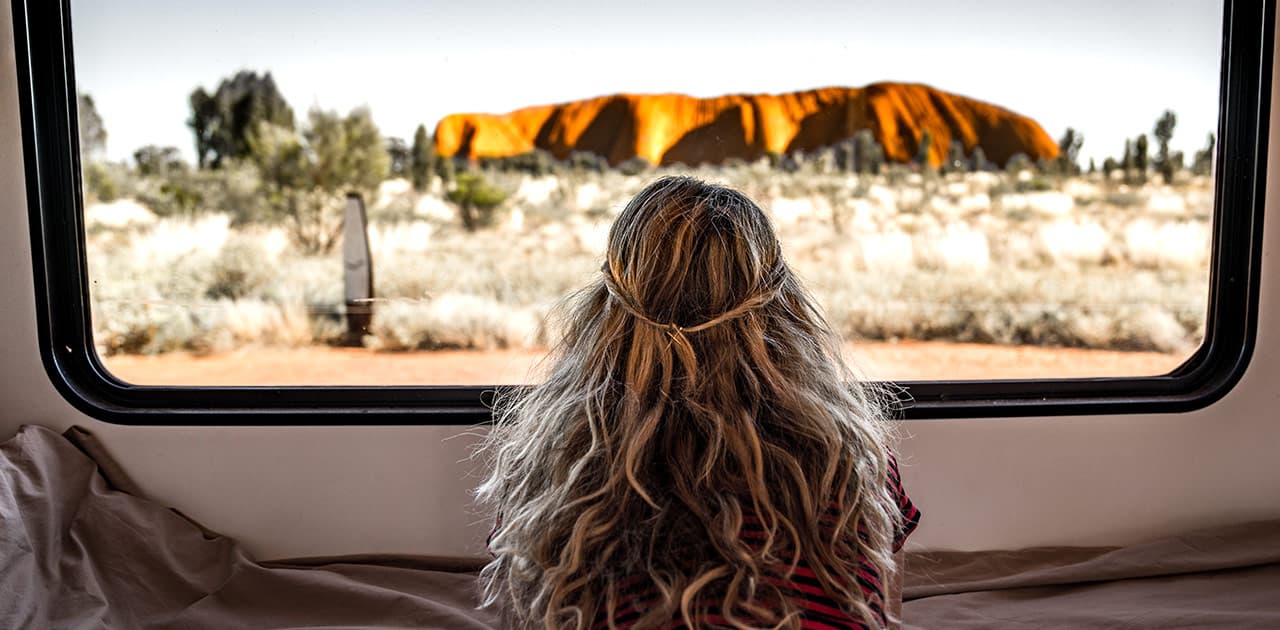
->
[[71, 0, 1224, 167]]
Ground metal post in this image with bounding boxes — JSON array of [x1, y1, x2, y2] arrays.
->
[[343, 193, 374, 345]]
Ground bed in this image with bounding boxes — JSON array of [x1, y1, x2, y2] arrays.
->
[[3, 425, 1277, 629]]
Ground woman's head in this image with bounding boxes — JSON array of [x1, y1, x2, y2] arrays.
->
[[478, 176, 900, 629], [603, 176, 783, 336]]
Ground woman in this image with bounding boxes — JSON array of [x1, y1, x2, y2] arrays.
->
[[477, 176, 920, 629]]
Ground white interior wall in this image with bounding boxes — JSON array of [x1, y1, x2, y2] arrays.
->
[[0, 4, 1275, 560]]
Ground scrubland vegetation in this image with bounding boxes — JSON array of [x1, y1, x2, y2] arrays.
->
[[86, 165, 1211, 357], [78, 71, 1214, 358]]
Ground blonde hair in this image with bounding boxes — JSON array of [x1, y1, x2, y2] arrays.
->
[[477, 176, 901, 629]]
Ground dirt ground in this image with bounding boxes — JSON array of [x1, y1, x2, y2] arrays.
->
[[101, 341, 1188, 386]]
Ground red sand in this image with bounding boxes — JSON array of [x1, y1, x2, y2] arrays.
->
[[101, 342, 1187, 386]]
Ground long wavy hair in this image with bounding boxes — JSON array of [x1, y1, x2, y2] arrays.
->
[[476, 176, 901, 629]]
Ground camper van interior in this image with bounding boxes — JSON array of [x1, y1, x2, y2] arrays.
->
[[2, 0, 1278, 628]]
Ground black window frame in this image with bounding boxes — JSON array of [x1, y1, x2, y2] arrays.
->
[[12, 0, 1274, 425]]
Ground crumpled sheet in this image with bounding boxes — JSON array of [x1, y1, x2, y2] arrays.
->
[[3, 423, 1279, 629], [901, 516, 1280, 629], [0, 425, 498, 629]]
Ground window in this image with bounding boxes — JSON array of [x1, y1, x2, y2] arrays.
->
[[15, 1, 1270, 422]]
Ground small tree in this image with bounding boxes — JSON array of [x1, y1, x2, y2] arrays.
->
[[970, 146, 989, 172], [853, 130, 882, 174], [617, 155, 651, 176], [77, 93, 107, 160], [446, 172, 508, 232], [83, 164, 118, 202], [834, 138, 856, 174], [410, 124, 436, 191], [249, 106, 390, 254], [942, 140, 967, 174], [133, 145, 186, 176], [1153, 110, 1178, 182], [1133, 134, 1150, 182], [569, 151, 608, 173], [385, 137, 410, 180], [915, 130, 934, 168], [1005, 152, 1032, 174], [436, 154, 457, 185], [77, 93, 114, 202], [1192, 133, 1216, 176], [1153, 111, 1177, 160], [1165, 151, 1185, 183], [1055, 128, 1084, 175]]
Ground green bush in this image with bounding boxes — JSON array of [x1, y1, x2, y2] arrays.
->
[[83, 163, 119, 202], [447, 172, 509, 231]]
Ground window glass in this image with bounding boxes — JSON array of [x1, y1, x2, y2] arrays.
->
[[71, 1, 1222, 386]]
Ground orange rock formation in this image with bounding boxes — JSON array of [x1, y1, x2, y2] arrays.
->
[[434, 83, 1058, 168]]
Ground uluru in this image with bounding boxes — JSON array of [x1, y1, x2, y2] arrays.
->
[[433, 82, 1058, 168]]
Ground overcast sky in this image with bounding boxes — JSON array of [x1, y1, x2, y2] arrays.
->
[[71, 0, 1224, 166]]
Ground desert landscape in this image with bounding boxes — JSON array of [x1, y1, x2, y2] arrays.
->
[[81, 80, 1213, 385]]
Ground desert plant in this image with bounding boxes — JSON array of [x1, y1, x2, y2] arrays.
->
[[1153, 111, 1179, 182], [942, 140, 967, 174], [1133, 134, 1150, 182], [83, 162, 119, 202], [410, 124, 436, 190], [248, 107, 390, 253], [386, 137, 411, 180], [568, 151, 608, 173], [436, 154, 458, 185], [617, 155, 651, 176], [1192, 133, 1216, 176], [133, 145, 187, 177], [1055, 128, 1083, 175], [447, 172, 509, 231], [915, 130, 934, 168], [970, 146, 990, 172], [77, 93, 107, 159], [1005, 153, 1032, 174], [854, 130, 883, 175], [188, 70, 295, 169]]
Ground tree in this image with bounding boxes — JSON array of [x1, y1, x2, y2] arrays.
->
[[133, 145, 186, 176], [386, 137, 410, 179], [189, 70, 295, 169], [1192, 133, 1216, 176], [410, 124, 436, 191], [970, 146, 989, 172], [1005, 153, 1032, 173], [942, 140, 967, 174], [1055, 128, 1084, 175], [854, 130, 882, 174], [915, 130, 934, 168], [1153, 110, 1177, 161], [1133, 134, 1149, 182], [1153, 110, 1178, 182], [249, 106, 390, 253], [78, 93, 107, 160]]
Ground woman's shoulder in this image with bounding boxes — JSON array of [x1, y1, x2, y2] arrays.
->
[[887, 453, 921, 552]]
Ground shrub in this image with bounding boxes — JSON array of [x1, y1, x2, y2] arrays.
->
[[447, 172, 510, 231], [83, 162, 119, 202]]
